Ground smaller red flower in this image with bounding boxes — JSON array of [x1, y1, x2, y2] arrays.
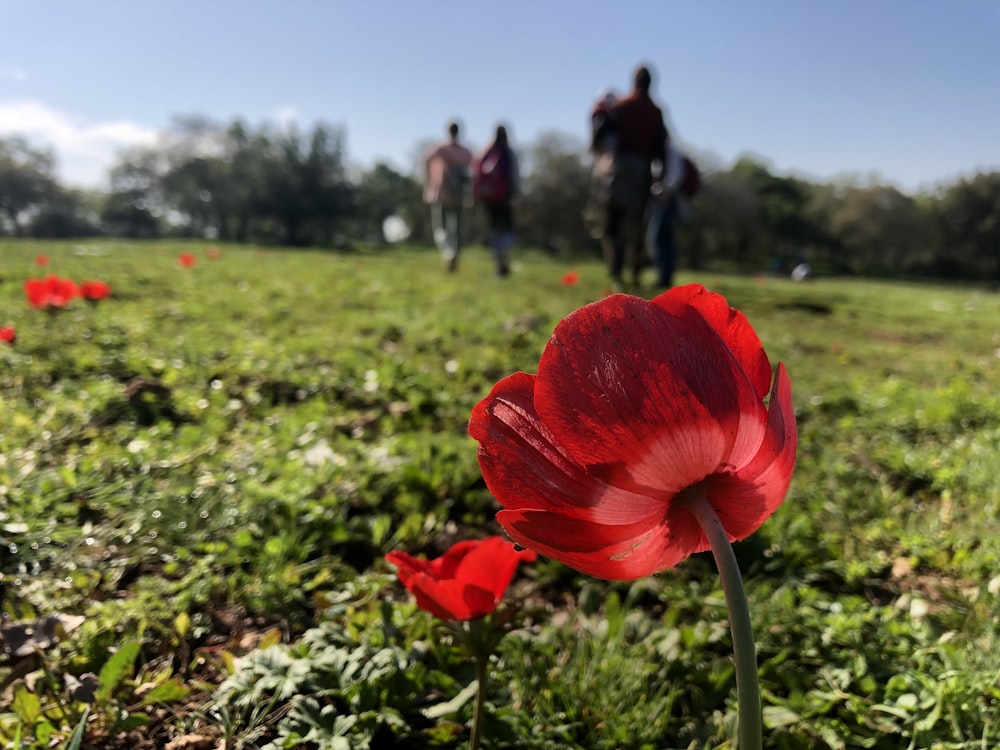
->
[[179, 253, 196, 268], [561, 271, 580, 286], [0, 326, 15, 344], [80, 280, 112, 301], [24, 275, 80, 310], [386, 537, 536, 621], [35, 254, 49, 267], [206, 246, 221, 260]]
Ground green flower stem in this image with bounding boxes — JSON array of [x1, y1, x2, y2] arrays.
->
[[457, 618, 498, 750], [469, 650, 488, 750], [685, 491, 763, 750]]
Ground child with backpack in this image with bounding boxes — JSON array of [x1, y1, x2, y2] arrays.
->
[[648, 139, 701, 288], [473, 125, 520, 278]]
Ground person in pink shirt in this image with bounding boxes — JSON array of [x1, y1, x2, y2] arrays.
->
[[424, 121, 473, 272]]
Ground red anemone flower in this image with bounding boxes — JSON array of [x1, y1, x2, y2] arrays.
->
[[24, 275, 80, 310], [386, 537, 536, 621], [178, 253, 196, 268], [0, 326, 15, 344], [35, 254, 49, 267], [80, 280, 111, 301], [469, 284, 796, 581], [561, 271, 580, 286]]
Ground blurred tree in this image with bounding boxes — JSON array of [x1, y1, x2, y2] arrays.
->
[[731, 157, 814, 261], [938, 172, 1000, 283], [680, 168, 761, 270], [102, 147, 163, 238], [0, 137, 59, 236], [28, 186, 102, 238], [256, 122, 354, 246], [517, 131, 594, 257], [353, 162, 422, 244], [824, 185, 935, 274]]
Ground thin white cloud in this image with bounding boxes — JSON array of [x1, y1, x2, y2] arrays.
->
[[0, 100, 161, 188]]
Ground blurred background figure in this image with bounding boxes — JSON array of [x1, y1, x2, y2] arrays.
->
[[600, 65, 667, 291], [473, 125, 520, 278], [423, 121, 473, 272]]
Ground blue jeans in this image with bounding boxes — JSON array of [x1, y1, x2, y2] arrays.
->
[[431, 203, 462, 265], [647, 198, 676, 287]]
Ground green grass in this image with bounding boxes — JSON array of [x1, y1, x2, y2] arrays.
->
[[1, 240, 999, 749]]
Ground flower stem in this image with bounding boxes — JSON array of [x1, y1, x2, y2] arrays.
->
[[685, 491, 762, 750], [469, 651, 488, 750]]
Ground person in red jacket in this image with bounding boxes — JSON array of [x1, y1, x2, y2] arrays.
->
[[600, 65, 669, 291]]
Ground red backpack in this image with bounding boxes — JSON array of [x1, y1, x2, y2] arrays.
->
[[473, 145, 511, 204], [680, 155, 701, 199]]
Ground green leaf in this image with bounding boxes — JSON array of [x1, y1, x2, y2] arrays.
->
[[66, 706, 91, 750], [763, 705, 801, 728], [422, 678, 479, 719], [174, 611, 191, 639], [11, 685, 41, 725], [96, 640, 142, 703], [139, 678, 190, 706]]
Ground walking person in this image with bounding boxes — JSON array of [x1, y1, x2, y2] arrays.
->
[[423, 121, 473, 272], [648, 139, 686, 288], [473, 125, 520, 278], [600, 65, 668, 291]]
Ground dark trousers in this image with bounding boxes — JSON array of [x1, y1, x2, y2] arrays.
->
[[648, 199, 676, 287], [601, 153, 651, 287], [602, 199, 647, 287]]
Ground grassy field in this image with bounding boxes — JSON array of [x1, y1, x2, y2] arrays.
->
[[1, 240, 999, 749]]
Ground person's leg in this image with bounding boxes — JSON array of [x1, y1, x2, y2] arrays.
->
[[602, 201, 625, 290], [495, 203, 514, 276], [625, 208, 646, 290], [445, 206, 460, 271], [432, 202, 458, 271], [654, 200, 676, 287], [431, 202, 447, 254]]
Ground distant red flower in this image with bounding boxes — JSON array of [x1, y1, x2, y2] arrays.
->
[[24, 275, 80, 310], [206, 246, 221, 260], [178, 253, 196, 268], [80, 280, 111, 302], [561, 271, 580, 286], [35, 254, 49, 267], [386, 537, 536, 621], [0, 326, 15, 344], [469, 284, 797, 580]]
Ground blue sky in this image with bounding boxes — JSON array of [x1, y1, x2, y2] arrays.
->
[[1, 0, 998, 192]]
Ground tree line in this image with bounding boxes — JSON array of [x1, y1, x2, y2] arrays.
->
[[2, 115, 999, 282]]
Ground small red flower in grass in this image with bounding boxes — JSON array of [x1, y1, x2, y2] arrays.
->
[[469, 284, 797, 580], [178, 253, 196, 268], [206, 246, 221, 260], [386, 537, 536, 621], [0, 326, 15, 344], [80, 280, 111, 301], [561, 270, 580, 286], [24, 275, 80, 310], [35, 254, 49, 267]]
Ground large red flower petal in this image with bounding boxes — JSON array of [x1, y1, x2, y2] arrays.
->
[[698, 363, 797, 540], [470, 372, 671, 524], [654, 285, 772, 400], [534, 295, 768, 493], [496, 506, 706, 580]]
